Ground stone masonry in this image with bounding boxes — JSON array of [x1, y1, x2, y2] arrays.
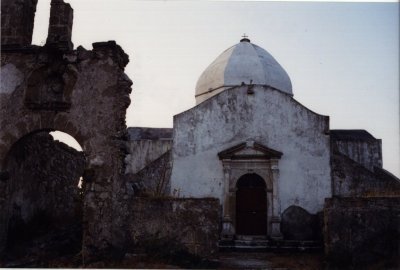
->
[[4, 132, 85, 244], [0, 0, 132, 259], [46, 0, 74, 50], [1, 0, 38, 47], [324, 197, 400, 267], [330, 130, 400, 197], [128, 198, 220, 258]]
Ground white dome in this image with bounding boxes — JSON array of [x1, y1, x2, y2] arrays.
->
[[195, 38, 293, 104]]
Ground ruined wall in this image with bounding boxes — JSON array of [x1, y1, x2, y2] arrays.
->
[[46, 0, 73, 50], [123, 127, 173, 198], [128, 198, 220, 258], [5, 132, 84, 241], [330, 130, 382, 171], [126, 151, 172, 197], [324, 197, 400, 268], [0, 0, 132, 257], [125, 127, 172, 175], [1, 0, 38, 46], [332, 153, 400, 197]]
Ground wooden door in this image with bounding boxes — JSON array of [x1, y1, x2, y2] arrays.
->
[[236, 174, 267, 235]]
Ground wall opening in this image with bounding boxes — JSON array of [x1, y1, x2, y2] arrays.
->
[[2, 130, 85, 261], [31, 0, 51, 46], [50, 131, 83, 188], [236, 173, 267, 236]]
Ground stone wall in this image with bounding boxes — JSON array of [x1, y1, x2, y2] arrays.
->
[[127, 198, 220, 258], [125, 151, 172, 197], [0, 0, 132, 257], [125, 128, 172, 175], [124, 127, 173, 199], [4, 132, 84, 243], [324, 197, 400, 268], [1, 0, 38, 46], [330, 129, 382, 171], [46, 0, 74, 50], [332, 153, 400, 197]]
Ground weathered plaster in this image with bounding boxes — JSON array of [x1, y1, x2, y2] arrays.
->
[[171, 85, 331, 215]]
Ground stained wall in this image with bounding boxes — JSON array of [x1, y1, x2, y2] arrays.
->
[[171, 85, 331, 214]]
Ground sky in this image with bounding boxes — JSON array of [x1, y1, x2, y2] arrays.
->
[[32, 0, 399, 177]]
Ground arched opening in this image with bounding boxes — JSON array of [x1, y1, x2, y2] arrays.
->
[[236, 173, 267, 236], [50, 131, 84, 188], [2, 130, 85, 263]]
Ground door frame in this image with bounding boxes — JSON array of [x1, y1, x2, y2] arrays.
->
[[218, 141, 283, 240]]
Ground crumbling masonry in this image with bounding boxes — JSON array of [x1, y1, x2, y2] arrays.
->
[[0, 0, 132, 258], [1, 1, 219, 262]]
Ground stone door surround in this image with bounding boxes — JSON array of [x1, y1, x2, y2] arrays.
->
[[218, 140, 283, 240]]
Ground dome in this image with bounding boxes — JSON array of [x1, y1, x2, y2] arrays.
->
[[195, 38, 293, 104]]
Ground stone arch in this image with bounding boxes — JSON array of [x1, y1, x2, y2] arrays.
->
[[0, 129, 87, 256], [233, 171, 272, 192], [218, 141, 283, 240], [1, 7, 132, 255], [0, 118, 89, 172], [236, 173, 266, 186]]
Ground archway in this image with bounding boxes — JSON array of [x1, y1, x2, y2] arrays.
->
[[236, 173, 267, 235], [2, 130, 85, 262]]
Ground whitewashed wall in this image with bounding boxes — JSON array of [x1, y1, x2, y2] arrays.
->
[[171, 86, 331, 214]]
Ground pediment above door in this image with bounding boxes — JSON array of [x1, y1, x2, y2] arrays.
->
[[218, 141, 283, 160]]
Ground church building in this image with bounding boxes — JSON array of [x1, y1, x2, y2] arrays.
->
[[127, 37, 399, 243]]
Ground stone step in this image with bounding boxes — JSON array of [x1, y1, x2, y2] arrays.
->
[[218, 239, 323, 252], [234, 240, 269, 247], [236, 235, 267, 241]]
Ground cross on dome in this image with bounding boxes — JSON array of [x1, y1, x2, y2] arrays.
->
[[240, 34, 250, 42]]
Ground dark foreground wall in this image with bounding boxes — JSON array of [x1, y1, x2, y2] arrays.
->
[[1, 0, 132, 257], [128, 198, 220, 258], [5, 132, 84, 227], [324, 197, 400, 268]]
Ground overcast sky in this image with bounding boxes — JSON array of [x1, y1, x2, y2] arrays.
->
[[32, 0, 399, 177]]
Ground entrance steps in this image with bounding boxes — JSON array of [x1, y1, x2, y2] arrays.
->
[[219, 238, 322, 252]]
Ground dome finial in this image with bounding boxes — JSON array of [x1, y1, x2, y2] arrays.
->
[[240, 33, 250, 43]]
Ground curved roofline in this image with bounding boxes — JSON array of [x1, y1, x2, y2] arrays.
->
[[175, 85, 329, 122], [195, 40, 293, 102], [195, 83, 294, 98]]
